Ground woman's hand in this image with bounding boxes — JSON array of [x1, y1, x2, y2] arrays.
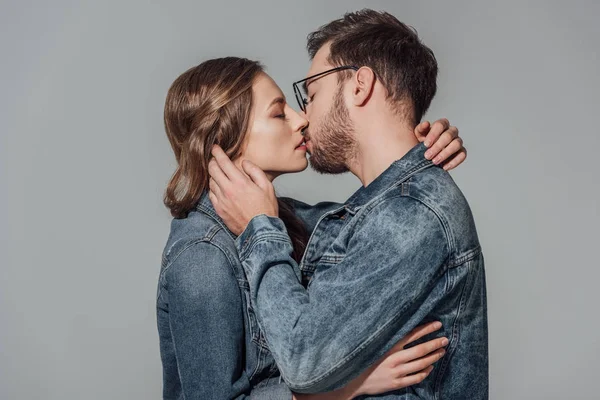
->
[[293, 321, 448, 400], [414, 118, 466, 171]]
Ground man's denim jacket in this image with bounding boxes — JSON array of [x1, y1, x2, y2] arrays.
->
[[236, 143, 489, 399]]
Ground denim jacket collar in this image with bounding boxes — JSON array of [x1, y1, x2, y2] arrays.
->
[[345, 142, 434, 212], [195, 191, 238, 240], [195, 143, 433, 230]]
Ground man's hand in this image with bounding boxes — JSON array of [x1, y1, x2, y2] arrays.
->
[[208, 145, 278, 236], [414, 118, 467, 171]]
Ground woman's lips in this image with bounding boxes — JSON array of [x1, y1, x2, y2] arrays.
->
[[295, 137, 307, 150]]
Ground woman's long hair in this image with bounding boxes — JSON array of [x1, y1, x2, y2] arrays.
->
[[163, 57, 307, 262]]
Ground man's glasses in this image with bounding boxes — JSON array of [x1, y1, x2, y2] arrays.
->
[[292, 65, 359, 112]]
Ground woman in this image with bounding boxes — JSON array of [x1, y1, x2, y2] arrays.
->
[[157, 57, 461, 399]]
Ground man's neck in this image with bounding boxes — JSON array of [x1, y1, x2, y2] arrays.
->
[[348, 120, 419, 187]]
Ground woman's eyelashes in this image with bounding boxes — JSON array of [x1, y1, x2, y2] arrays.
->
[[274, 108, 288, 120]]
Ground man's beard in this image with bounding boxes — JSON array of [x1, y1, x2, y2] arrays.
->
[[307, 87, 357, 174]]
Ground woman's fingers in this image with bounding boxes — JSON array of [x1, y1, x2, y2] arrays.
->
[[394, 365, 434, 388], [432, 136, 463, 165], [389, 336, 449, 366], [398, 321, 442, 348], [395, 348, 446, 376], [442, 147, 467, 171]]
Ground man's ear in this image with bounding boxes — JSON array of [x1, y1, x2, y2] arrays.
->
[[351, 67, 376, 107]]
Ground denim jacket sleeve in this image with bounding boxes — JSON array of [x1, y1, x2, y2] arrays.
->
[[165, 241, 292, 399], [235, 198, 449, 393]]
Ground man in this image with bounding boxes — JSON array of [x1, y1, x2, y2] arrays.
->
[[209, 9, 487, 399]]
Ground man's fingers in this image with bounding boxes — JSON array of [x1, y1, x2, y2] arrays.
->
[[443, 148, 467, 171], [208, 158, 230, 188], [400, 321, 443, 347], [242, 160, 272, 192], [211, 145, 246, 182], [415, 120, 431, 143], [395, 348, 445, 376], [389, 336, 449, 366], [432, 136, 463, 165], [208, 189, 218, 208], [424, 125, 457, 161], [209, 177, 223, 198]]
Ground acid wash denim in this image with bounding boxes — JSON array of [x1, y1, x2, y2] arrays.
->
[[156, 193, 292, 400], [236, 143, 489, 399]]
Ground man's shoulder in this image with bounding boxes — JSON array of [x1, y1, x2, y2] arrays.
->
[[403, 166, 480, 257], [365, 189, 447, 234], [370, 166, 480, 257], [378, 166, 469, 218]]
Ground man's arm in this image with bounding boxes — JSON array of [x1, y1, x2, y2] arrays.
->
[[235, 199, 450, 393]]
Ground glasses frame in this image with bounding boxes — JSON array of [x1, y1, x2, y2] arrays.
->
[[292, 65, 359, 112]]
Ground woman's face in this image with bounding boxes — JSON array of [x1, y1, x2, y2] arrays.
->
[[237, 72, 309, 180]]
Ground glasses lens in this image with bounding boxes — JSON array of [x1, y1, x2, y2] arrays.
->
[[294, 84, 306, 112]]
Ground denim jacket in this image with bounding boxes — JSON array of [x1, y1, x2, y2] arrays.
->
[[156, 193, 291, 399], [236, 143, 489, 399]]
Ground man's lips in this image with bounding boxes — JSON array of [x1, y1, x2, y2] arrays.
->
[[304, 139, 312, 152]]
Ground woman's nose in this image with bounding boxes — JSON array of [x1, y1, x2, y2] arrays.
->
[[295, 112, 309, 132]]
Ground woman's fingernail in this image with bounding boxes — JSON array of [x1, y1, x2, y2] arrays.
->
[[434, 321, 442, 329], [433, 157, 441, 164], [425, 150, 432, 159], [442, 338, 449, 346], [424, 140, 431, 147]]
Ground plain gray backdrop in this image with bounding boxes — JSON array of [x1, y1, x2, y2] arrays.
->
[[1, 0, 599, 399]]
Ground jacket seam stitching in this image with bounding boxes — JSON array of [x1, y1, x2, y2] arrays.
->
[[433, 262, 474, 397], [239, 234, 291, 262]]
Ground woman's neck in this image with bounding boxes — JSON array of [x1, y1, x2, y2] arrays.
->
[[233, 158, 279, 182]]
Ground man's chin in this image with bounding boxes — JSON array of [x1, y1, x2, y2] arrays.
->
[[308, 157, 348, 175]]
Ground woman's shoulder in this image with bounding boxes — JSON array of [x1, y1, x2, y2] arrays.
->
[[167, 208, 236, 255], [161, 208, 241, 278]]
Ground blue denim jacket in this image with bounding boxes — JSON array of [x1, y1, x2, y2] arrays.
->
[[156, 193, 292, 399], [236, 143, 489, 399]]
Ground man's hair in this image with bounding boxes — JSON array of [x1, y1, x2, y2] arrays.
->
[[307, 9, 438, 124]]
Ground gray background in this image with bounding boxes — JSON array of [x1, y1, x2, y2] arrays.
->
[[1, 0, 599, 399]]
